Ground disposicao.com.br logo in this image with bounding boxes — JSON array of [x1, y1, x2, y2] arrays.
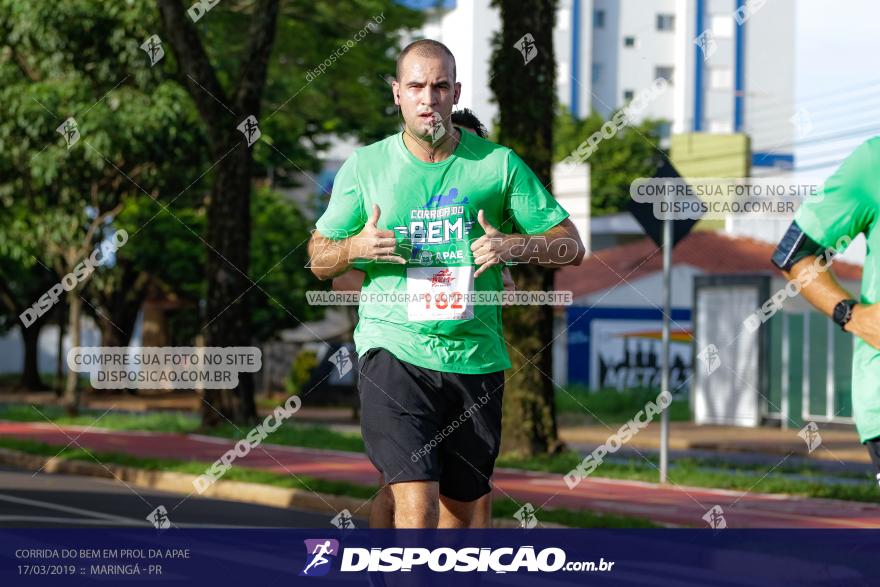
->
[[299, 539, 614, 575]]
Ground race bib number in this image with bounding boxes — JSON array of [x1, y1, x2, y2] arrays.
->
[[407, 266, 474, 321]]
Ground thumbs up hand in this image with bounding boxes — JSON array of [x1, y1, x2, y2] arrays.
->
[[470, 209, 519, 278], [349, 204, 407, 264]]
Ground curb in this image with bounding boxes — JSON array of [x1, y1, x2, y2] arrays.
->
[[0, 448, 570, 528], [0, 448, 370, 517]]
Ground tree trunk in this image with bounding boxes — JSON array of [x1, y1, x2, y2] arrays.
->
[[18, 322, 46, 391], [201, 142, 258, 427], [491, 0, 561, 457], [156, 0, 279, 428], [55, 300, 65, 397], [63, 292, 81, 415], [502, 267, 562, 456]]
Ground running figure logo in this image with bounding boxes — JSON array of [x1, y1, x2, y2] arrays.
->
[[140, 34, 164, 66], [430, 269, 454, 287], [146, 505, 171, 529], [514, 33, 538, 65], [331, 509, 356, 529], [702, 505, 727, 530], [237, 115, 261, 147], [300, 539, 339, 577], [514, 503, 538, 529], [328, 347, 353, 378], [56, 117, 80, 149]]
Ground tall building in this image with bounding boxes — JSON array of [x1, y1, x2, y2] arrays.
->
[[420, 0, 797, 171]]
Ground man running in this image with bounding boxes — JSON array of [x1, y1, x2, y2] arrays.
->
[[772, 137, 880, 488], [308, 39, 585, 529], [359, 108, 502, 528]]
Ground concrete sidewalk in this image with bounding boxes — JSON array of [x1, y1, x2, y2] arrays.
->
[[1, 420, 878, 529]]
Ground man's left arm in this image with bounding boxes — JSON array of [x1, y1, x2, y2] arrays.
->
[[471, 211, 585, 277]]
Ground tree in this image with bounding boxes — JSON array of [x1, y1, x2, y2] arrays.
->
[[249, 186, 321, 342], [155, 0, 421, 426], [490, 0, 561, 456], [0, 253, 58, 390], [155, 0, 281, 426], [2, 0, 420, 417], [85, 197, 206, 354], [0, 0, 210, 412], [555, 105, 667, 216]]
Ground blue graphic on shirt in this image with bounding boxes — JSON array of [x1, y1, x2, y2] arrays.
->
[[423, 187, 469, 208]]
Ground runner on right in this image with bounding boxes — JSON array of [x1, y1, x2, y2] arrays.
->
[[772, 137, 880, 488]]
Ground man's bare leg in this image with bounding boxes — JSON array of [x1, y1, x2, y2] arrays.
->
[[390, 481, 439, 528], [468, 493, 493, 528], [369, 474, 395, 528], [438, 494, 477, 528]]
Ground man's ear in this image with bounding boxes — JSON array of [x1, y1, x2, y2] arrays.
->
[[391, 80, 400, 106], [454, 81, 462, 105]]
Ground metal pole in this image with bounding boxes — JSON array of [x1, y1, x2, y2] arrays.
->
[[659, 212, 672, 483]]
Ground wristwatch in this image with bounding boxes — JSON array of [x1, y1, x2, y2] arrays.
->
[[832, 299, 858, 331]]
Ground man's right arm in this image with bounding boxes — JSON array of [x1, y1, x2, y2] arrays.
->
[[307, 232, 356, 281], [308, 204, 405, 281], [783, 257, 880, 348], [775, 138, 880, 347]]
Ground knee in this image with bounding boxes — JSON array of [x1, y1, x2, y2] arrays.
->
[[394, 496, 439, 528]]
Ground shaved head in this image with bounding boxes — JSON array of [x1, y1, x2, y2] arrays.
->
[[396, 39, 457, 82]]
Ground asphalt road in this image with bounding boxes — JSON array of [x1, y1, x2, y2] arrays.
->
[[0, 466, 366, 529]]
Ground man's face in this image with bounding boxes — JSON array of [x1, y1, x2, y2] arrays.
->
[[392, 53, 461, 142]]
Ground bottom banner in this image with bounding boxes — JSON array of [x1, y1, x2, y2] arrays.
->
[[0, 528, 875, 586]]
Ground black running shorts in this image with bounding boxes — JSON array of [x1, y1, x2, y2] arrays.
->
[[357, 347, 504, 502], [866, 436, 880, 489]]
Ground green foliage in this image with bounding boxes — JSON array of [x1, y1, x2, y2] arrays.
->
[[0, 0, 422, 347], [554, 105, 668, 216], [284, 349, 318, 395], [0, 0, 209, 317], [250, 187, 323, 341], [182, 0, 424, 182]]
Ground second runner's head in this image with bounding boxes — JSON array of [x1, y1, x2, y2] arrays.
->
[[393, 39, 461, 144], [451, 108, 488, 139]]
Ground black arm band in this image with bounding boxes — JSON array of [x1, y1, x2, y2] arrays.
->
[[771, 221, 826, 271]]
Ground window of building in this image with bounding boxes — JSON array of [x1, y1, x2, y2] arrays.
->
[[655, 66, 674, 84], [710, 14, 734, 38], [708, 119, 733, 134], [623, 89, 635, 101], [594, 9, 605, 28], [624, 36, 636, 48], [657, 122, 671, 139], [656, 14, 675, 31], [592, 63, 602, 83]]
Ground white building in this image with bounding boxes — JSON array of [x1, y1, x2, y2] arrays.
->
[[420, 0, 798, 171]]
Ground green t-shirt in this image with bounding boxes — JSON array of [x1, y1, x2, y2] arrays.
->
[[315, 129, 570, 374], [794, 136, 880, 443]]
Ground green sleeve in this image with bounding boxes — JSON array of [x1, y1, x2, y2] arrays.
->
[[794, 138, 879, 250], [315, 152, 367, 240], [502, 149, 570, 235]]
